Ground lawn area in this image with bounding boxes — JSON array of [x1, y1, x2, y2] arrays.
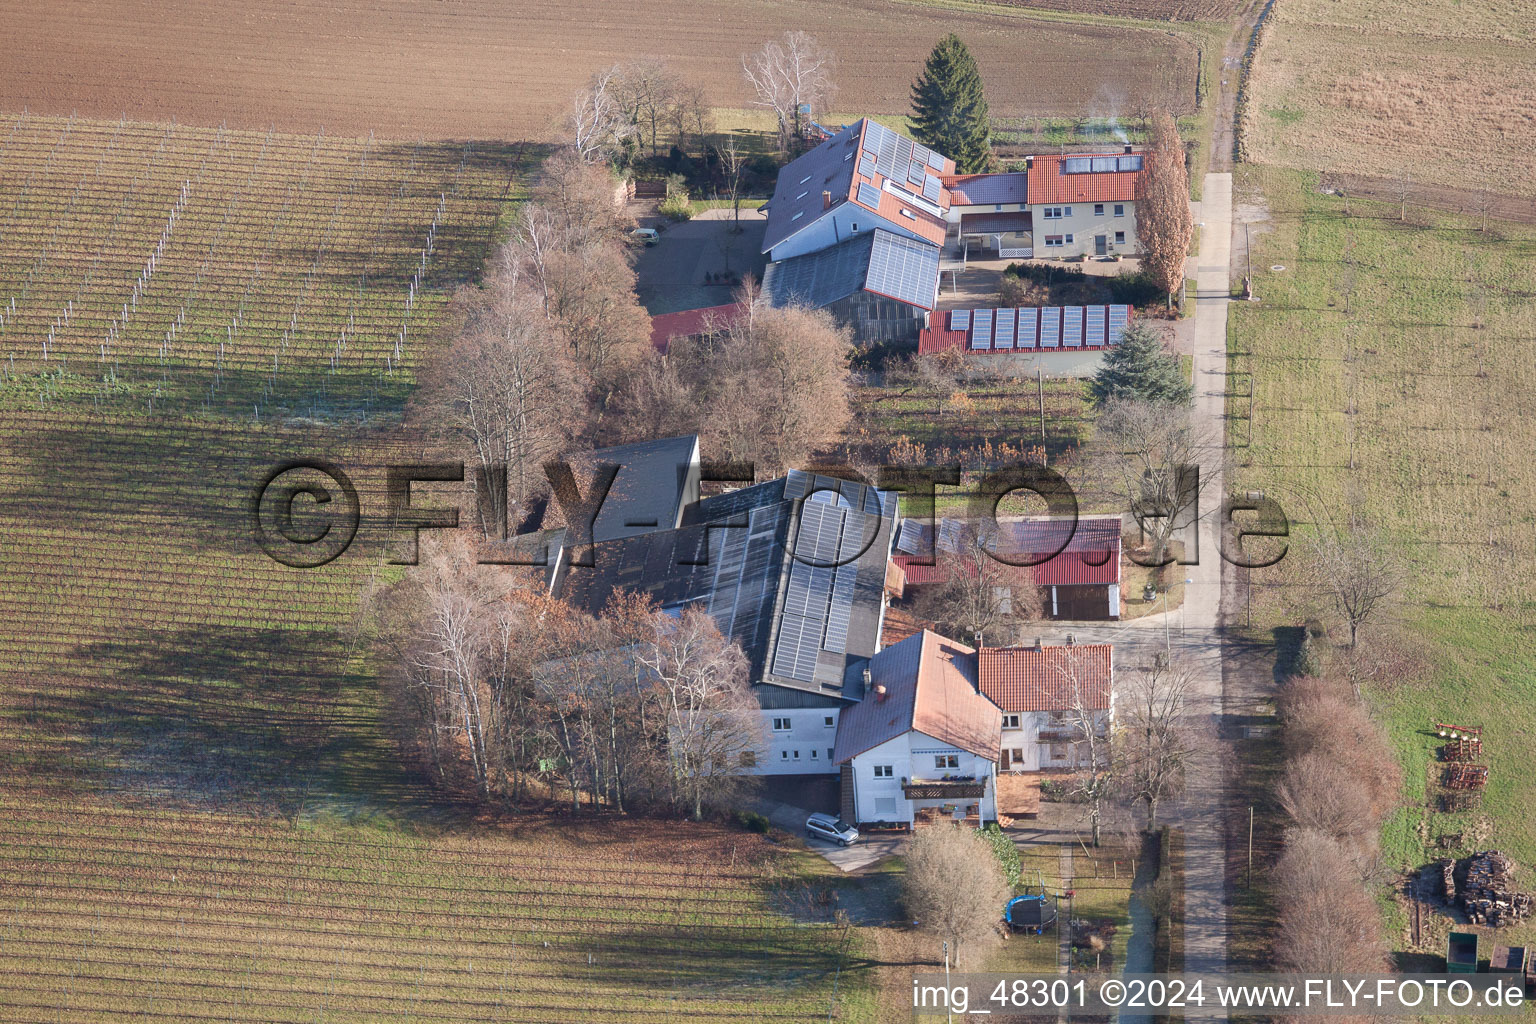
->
[[1228, 165, 1536, 959]]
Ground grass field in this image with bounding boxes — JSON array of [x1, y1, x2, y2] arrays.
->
[[1242, 0, 1536, 197], [1227, 166, 1536, 960], [3, 0, 1200, 141]]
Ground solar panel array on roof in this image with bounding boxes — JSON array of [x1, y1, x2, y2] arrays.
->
[[925, 148, 945, 170], [1063, 157, 1092, 173], [857, 154, 875, 178], [1085, 305, 1106, 346], [950, 309, 971, 331], [1108, 305, 1130, 345], [1017, 307, 1038, 349], [864, 230, 940, 310], [705, 501, 791, 653], [908, 160, 926, 184], [1119, 155, 1142, 171], [971, 308, 993, 350], [856, 182, 882, 209], [1040, 307, 1061, 348], [1091, 156, 1117, 172], [994, 308, 1017, 350], [1062, 306, 1083, 348], [922, 175, 942, 203]]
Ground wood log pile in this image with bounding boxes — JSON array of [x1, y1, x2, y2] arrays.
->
[[1458, 851, 1535, 927], [1437, 858, 1457, 903]]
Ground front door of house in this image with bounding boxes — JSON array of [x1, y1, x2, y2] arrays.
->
[[1094, 234, 1107, 255]]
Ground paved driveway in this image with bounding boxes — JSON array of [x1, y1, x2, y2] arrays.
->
[[634, 209, 767, 315], [754, 796, 906, 873]]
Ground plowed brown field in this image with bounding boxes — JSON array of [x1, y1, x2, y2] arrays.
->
[[3, 0, 1198, 140]]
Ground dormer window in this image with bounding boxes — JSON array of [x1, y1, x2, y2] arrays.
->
[[800, 174, 812, 184]]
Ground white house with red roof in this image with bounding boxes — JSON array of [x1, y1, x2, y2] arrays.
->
[[1025, 150, 1144, 259], [833, 630, 1002, 827], [980, 642, 1114, 773]]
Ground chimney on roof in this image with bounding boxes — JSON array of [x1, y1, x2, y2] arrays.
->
[[1024, 155, 1034, 169], [822, 190, 832, 210], [874, 683, 888, 701], [1124, 144, 1134, 155], [1034, 636, 1043, 651], [1066, 634, 1076, 646], [862, 667, 872, 689]]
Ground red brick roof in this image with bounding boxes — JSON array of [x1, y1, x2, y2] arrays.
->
[[1026, 154, 1141, 205], [978, 644, 1113, 713], [647, 304, 741, 353], [916, 326, 966, 355]]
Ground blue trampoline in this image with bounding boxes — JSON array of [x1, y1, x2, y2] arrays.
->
[[1004, 892, 1058, 934]]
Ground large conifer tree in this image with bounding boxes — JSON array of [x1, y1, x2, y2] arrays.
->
[[1088, 321, 1192, 406], [910, 35, 992, 173]]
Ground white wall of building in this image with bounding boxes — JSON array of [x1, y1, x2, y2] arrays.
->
[[997, 710, 1113, 773], [755, 707, 842, 775], [846, 732, 998, 824], [1029, 201, 1137, 258], [769, 204, 932, 262]]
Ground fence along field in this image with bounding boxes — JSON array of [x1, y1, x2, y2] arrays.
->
[[0, 113, 519, 417]]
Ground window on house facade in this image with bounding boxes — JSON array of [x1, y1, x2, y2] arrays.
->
[[1114, 204, 1125, 217], [1002, 714, 1021, 729], [1050, 745, 1069, 761], [1094, 203, 1105, 215], [792, 749, 800, 760], [810, 749, 818, 759], [874, 765, 893, 778], [935, 754, 959, 770], [1115, 231, 1126, 245], [827, 748, 834, 760], [995, 203, 1004, 211], [851, 222, 858, 232], [1043, 206, 1062, 220], [772, 717, 791, 732], [1005, 748, 1025, 769], [781, 750, 789, 760], [1044, 235, 1064, 247], [1064, 233, 1074, 244], [875, 797, 897, 815], [824, 716, 835, 727]]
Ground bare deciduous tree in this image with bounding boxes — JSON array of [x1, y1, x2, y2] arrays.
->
[[1135, 111, 1193, 306], [1090, 397, 1222, 567], [568, 65, 637, 164], [1273, 828, 1388, 974], [1301, 519, 1404, 652], [635, 606, 762, 819], [902, 825, 1012, 966], [742, 32, 836, 156], [1117, 660, 1192, 832], [911, 525, 1044, 647]]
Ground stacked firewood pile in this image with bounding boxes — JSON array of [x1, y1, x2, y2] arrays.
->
[[1458, 851, 1535, 927], [1436, 858, 1457, 903]]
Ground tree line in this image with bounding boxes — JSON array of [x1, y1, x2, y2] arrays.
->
[[369, 538, 761, 818]]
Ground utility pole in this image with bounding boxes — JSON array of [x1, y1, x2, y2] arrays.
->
[[943, 940, 952, 1024], [1248, 805, 1255, 887]]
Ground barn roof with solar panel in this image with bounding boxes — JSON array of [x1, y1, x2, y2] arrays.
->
[[760, 119, 955, 262], [558, 468, 899, 707], [761, 228, 941, 313]]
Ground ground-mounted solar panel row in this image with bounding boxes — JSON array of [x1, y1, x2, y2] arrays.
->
[[951, 304, 1131, 351]]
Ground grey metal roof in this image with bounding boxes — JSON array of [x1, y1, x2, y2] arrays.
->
[[559, 467, 898, 702], [562, 435, 699, 544], [760, 122, 863, 254], [762, 229, 939, 312], [946, 172, 1029, 206]]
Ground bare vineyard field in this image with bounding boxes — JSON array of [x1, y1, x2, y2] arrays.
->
[[0, 114, 523, 418], [0, 792, 857, 1023], [1242, 0, 1536, 198], [3, 0, 1199, 140]]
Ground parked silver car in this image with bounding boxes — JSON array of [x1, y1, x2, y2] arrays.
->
[[805, 813, 859, 847]]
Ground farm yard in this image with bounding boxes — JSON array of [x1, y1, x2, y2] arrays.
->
[[1241, 0, 1536, 197], [0, 114, 522, 418], [3, 0, 1200, 141], [0, 793, 862, 1023]]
